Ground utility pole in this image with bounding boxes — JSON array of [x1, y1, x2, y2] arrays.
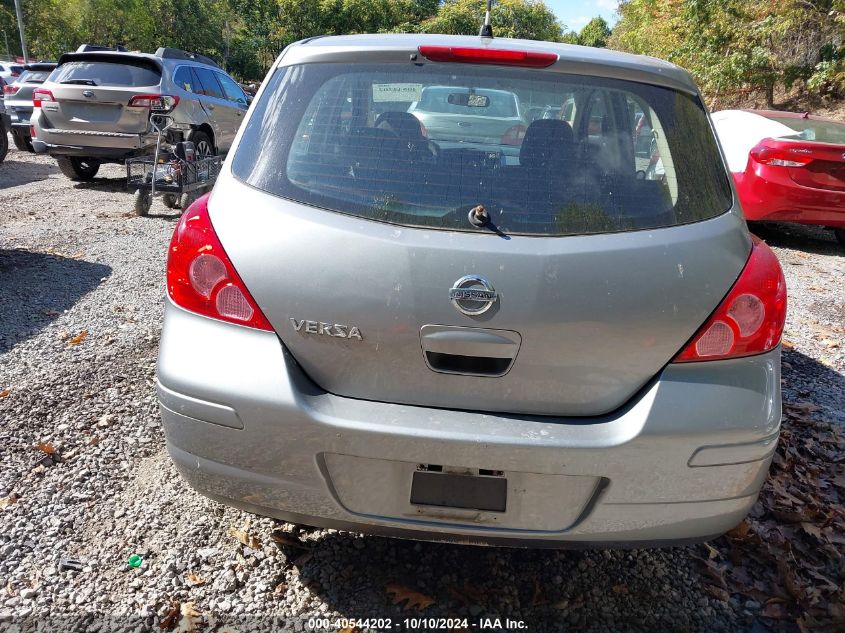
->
[[13, 0, 29, 62]]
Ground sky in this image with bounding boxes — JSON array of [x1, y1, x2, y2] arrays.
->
[[544, 0, 620, 33]]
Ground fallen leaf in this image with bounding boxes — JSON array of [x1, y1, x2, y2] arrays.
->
[[160, 601, 180, 630], [43, 309, 60, 317], [339, 627, 356, 633], [184, 572, 205, 587], [68, 330, 88, 346], [761, 601, 789, 619], [274, 582, 287, 594], [703, 584, 730, 602], [270, 531, 311, 550], [820, 338, 840, 349], [34, 442, 56, 455], [0, 389, 9, 398], [611, 584, 629, 595], [385, 583, 435, 611], [0, 495, 18, 509], [531, 578, 547, 606], [782, 339, 795, 350], [178, 601, 202, 633], [726, 520, 751, 540], [227, 526, 261, 550]]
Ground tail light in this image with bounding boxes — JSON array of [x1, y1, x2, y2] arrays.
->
[[3, 84, 19, 95], [30, 126, 36, 139], [419, 45, 558, 68], [128, 94, 180, 112], [501, 124, 527, 146], [674, 238, 786, 362], [418, 121, 428, 139], [167, 194, 273, 331], [750, 143, 813, 168], [32, 88, 55, 108]]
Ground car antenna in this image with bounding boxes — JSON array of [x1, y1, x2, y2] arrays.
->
[[479, 0, 494, 38]]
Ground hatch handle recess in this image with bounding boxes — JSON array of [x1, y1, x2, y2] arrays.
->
[[420, 325, 521, 377]]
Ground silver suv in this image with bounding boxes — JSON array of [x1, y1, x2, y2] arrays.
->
[[157, 34, 786, 547], [31, 45, 249, 181]]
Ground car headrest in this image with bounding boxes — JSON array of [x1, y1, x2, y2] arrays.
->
[[374, 112, 426, 141], [520, 119, 574, 171]]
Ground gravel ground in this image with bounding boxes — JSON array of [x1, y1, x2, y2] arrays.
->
[[1, 143, 843, 632]]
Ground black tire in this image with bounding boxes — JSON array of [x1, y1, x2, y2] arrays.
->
[[0, 128, 8, 164], [161, 193, 179, 209], [834, 228, 845, 246], [179, 191, 198, 210], [57, 156, 100, 181], [12, 132, 32, 152], [188, 130, 215, 158], [133, 189, 152, 216]]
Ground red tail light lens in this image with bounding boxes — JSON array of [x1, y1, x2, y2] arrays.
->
[[674, 238, 786, 362], [167, 194, 273, 331], [501, 124, 527, 146], [32, 88, 55, 108], [3, 84, 19, 95], [418, 46, 558, 68], [750, 143, 813, 167], [128, 94, 180, 112]]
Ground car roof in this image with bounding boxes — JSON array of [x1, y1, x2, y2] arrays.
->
[[745, 108, 843, 125], [279, 34, 698, 95]]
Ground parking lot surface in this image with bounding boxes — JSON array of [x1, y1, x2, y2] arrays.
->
[[1, 146, 843, 632]]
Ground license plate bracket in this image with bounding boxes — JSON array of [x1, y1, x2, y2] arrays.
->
[[410, 471, 507, 512]]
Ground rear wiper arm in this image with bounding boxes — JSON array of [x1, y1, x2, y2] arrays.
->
[[61, 79, 98, 86]]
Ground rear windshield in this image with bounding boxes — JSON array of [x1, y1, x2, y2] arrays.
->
[[765, 115, 845, 145], [19, 70, 51, 84], [52, 61, 161, 87], [232, 62, 732, 236]]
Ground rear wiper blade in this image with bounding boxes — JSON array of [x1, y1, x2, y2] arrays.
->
[[61, 79, 98, 86]]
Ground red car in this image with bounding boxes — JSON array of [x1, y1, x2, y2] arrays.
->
[[711, 109, 845, 245]]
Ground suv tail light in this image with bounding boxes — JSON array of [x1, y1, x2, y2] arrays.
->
[[501, 124, 527, 146], [3, 84, 19, 95], [167, 194, 273, 331], [674, 238, 786, 362], [128, 94, 180, 112], [32, 88, 55, 107], [418, 45, 558, 68], [750, 143, 813, 168]]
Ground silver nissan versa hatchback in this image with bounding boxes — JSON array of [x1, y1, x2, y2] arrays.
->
[[157, 34, 787, 547]]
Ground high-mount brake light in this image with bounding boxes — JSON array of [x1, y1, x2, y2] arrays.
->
[[166, 194, 273, 331], [418, 45, 558, 68], [674, 238, 786, 362], [128, 94, 180, 112], [32, 88, 55, 107], [750, 143, 813, 168]]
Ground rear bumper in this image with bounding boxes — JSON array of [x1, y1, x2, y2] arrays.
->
[[735, 169, 845, 228], [31, 138, 153, 160], [157, 300, 781, 547]]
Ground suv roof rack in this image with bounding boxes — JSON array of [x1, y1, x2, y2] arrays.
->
[[76, 44, 128, 53], [154, 47, 219, 68]]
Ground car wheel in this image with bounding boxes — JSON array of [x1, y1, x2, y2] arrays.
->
[[12, 132, 32, 152], [179, 191, 198, 210], [189, 131, 215, 158], [162, 193, 179, 209], [0, 128, 8, 163], [57, 157, 100, 181], [834, 229, 845, 246], [133, 189, 152, 216]]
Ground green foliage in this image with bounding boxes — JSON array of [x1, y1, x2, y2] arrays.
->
[[610, 0, 845, 104], [578, 16, 611, 48], [421, 0, 563, 41]]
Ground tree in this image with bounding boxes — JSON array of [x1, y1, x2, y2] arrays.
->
[[421, 0, 563, 42], [578, 16, 611, 48]]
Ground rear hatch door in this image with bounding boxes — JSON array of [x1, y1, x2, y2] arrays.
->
[[214, 56, 748, 417], [41, 54, 161, 134]]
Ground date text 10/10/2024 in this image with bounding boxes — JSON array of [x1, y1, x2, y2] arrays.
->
[[307, 618, 528, 630]]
